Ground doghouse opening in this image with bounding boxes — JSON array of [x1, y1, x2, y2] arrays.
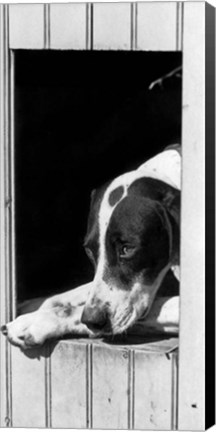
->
[[15, 50, 182, 302]]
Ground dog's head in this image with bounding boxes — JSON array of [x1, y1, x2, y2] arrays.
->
[[81, 171, 180, 336]]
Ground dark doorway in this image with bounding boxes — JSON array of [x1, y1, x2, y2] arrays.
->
[[15, 50, 182, 301]]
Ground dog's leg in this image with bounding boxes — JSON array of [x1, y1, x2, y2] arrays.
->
[[1, 290, 179, 349], [1, 282, 93, 349], [128, 296, 179, 335]]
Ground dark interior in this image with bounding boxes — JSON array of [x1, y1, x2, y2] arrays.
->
[[15, 50, 182, 301]]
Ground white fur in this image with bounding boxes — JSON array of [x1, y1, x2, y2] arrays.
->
[[138, 148, 181, 190]]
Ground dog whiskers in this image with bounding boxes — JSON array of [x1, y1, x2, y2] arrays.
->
[[111, 310, 136, 335]]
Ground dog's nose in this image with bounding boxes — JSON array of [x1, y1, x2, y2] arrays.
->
[[81, 306, 108, 332], [1, 325, 8, 336]]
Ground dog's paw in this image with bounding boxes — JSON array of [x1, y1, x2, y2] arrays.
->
[[1, 283, 95, 349], [1, 311, 56, 349], [1, 305, 92, 349]]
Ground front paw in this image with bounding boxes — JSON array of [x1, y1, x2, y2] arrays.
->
[[1, 311, 59, 349], [1, 305, 92, 349]]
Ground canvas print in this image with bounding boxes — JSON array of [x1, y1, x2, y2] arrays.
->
[[0, 2, 208, 430]]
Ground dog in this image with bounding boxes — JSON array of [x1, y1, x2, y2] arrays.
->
[[1, 145, 181, 349]]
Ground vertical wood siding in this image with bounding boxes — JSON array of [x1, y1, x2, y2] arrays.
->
[[8, 340, 177, 429], [92, 344, 129, 429], [11, 346, 46, 427], [176, 2, 184, 51], [9, 5, 44, 49], [0, 4, 14, 427], [51, 341, 87, 428], [9, 2, 181, 51], [93, 3, 131, 50], [0, 7, 8, 426], [86, 3, 93, 50], [137, 2, 178, 51], [134, 352, 173, 430], [178, 2, 205, 430], [50, 4, 86, 50], [44, 4, 51, 50]]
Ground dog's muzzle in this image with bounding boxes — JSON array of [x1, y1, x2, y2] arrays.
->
[[81, 305, 111, 334]]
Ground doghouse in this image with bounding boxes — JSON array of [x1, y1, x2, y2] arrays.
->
[[0, 2, 214, 430]]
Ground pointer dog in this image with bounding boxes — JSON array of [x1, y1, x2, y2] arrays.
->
[[1, 145, 181, 349]]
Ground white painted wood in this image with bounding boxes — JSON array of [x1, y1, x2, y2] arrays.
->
[[134, 352, 172, 429], [6, 339, 177, 429], [176, 2, 183, 51], [178, 2, 205, 430], [171, 352, 178, 430], [44, 4, 51, 49], [0, 6, 7, 426], [9, 4, 44, 49], [137, 2, 177, 51], [92, 344, 128, 428], [0, 2, 9, 328], [51, 341, 87, 428], [0, 5, 13, 427], [94, 3, 131, 50], [11, 346, 46, 427], [50, 4, 86, 50], [9, 51, 16, 323]]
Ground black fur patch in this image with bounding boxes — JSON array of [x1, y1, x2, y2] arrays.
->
[[104, 176, 180, 290], [108, 186, 124, 207], [104, 194, 171, 288]]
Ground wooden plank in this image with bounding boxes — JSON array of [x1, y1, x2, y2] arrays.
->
[[50, 4, 86, 50], [176, 2, 183, 51], [51, 341, 86, 428], [171, 352, 178, 430], [9, 4, 44, 49], [94, 3, 131, 50], [178, 2, 205, 430], [0, 5, 13, 427], [137, 2, 177, 51], [0, 5, 8, 427], [7, 338, 177, 429], [92, 345, 128, 429], [11, 346, 46, 427], [134, 352, 172, 430]]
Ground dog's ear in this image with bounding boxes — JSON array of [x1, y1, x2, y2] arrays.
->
[[86, 183, 109, 238], [90, 188, 96, 206], [86, 189, 98, 232], [162, 187, 180, 226]]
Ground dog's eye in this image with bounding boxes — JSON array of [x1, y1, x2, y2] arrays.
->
[[119, 245, 135, 259]]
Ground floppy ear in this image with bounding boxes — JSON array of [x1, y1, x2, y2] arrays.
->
[[90, 188, 96, 206], [85, 182, 110, 240], [162, 187, 180, 226], [85, 189, 98, 236], [160, 186, 180, 267]]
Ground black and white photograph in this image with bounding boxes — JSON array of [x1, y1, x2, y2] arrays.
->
[[0, 1, 214, 430]]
